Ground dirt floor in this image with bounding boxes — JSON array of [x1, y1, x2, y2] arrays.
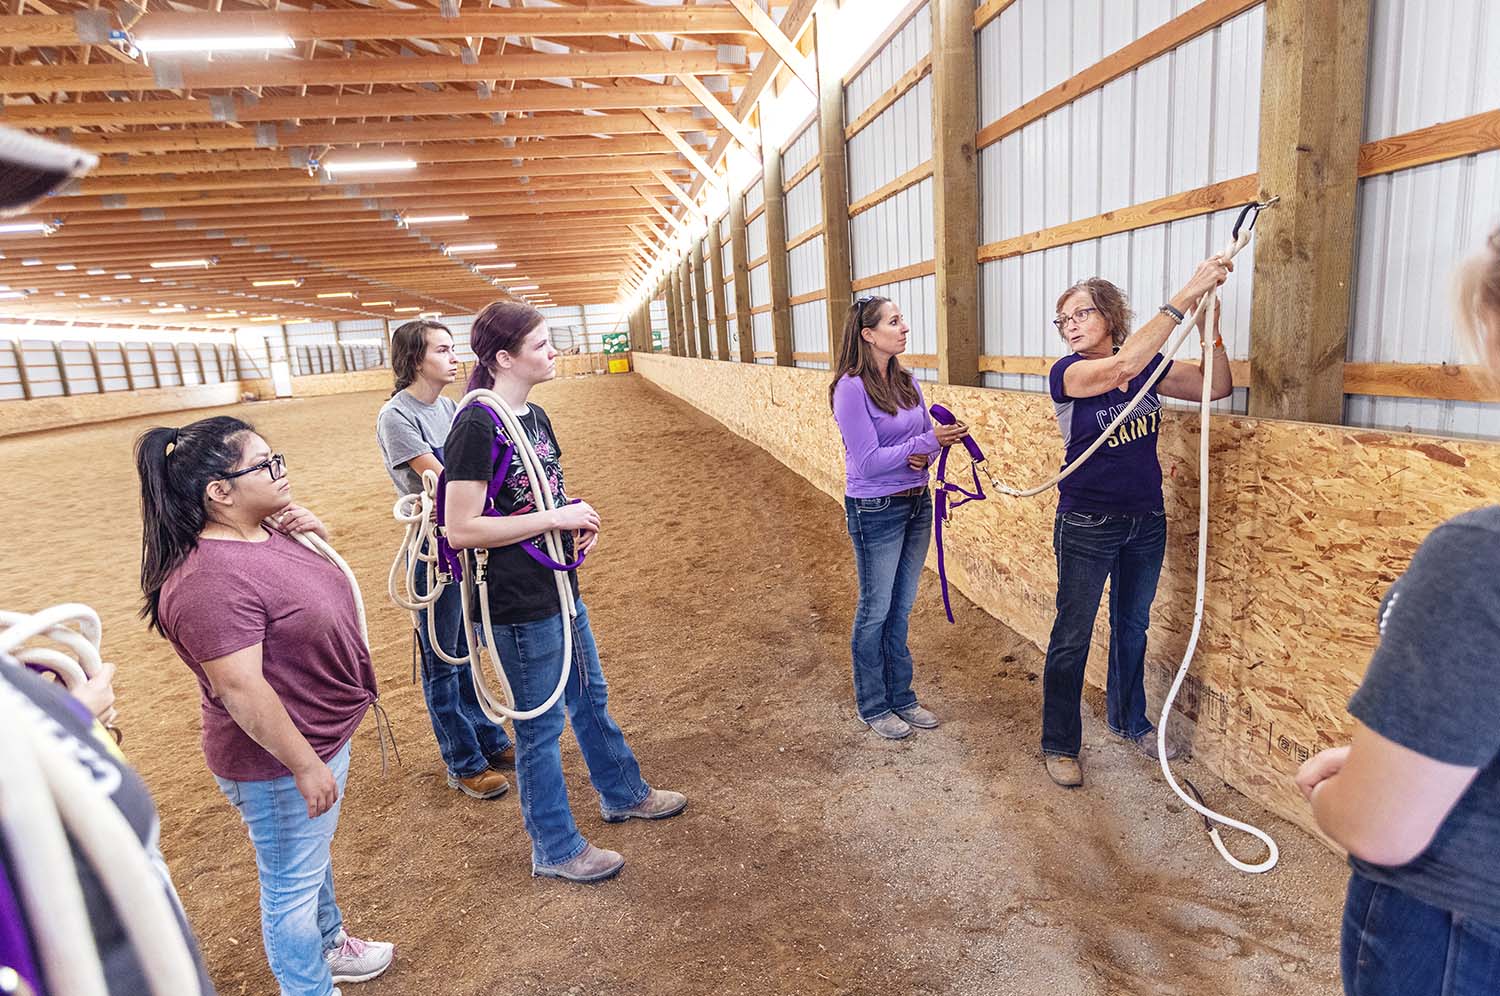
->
[[0, 374, 1350, 996]]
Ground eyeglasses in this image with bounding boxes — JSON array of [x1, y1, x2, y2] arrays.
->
[[222, 453, 287, 483], [1052, 306, 1099, 331]]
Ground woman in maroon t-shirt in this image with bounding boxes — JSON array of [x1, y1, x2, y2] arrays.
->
[[135, 416, 392, 996]]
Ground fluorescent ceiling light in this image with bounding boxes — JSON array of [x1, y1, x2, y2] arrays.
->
[[361, 300, 392, 307], [251, 278, 303, 288], [444, 242, 498, 255], [86, 268, 106, 275], [401, 213, 469, 225], [205, 312, 241, 319], [249, 316, 284, 323], [20, 259, 42, 266], [393, 307, 421, 313], [55, 263, 76, 271], [149, 306, 188, 314], [322, 159, 418, 175], [418, 311, 442, 319], [475, 262, 518, 270], [0, 290, 29, 300], [316, 291, 355, 299], [509, 284, 540, 291], [150, 257, 216, 269], [0, 221, 56, 235], [114, 273, 132, 280], [135, 35, 295, 54]]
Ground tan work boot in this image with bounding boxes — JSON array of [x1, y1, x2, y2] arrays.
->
[[446, 768, 510, 800], [1130, 732, 1181, 762], [532, 843, 625, 883], [1044, 754, 1083, 788], [600, 788, 688, 823]]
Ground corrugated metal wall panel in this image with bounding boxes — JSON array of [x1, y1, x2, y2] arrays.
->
[[748, 214, 769, 260], [745, 178, 765, 215], [847, 78, 934, 202], [749, 263, 771, 305], [855, 275, 938, 378], [783, 121, 821, 178], [792, 301, 830, 367], [1349, 152, 1500, 437], [1365, 0, 1500, 142], [789, 236, 826, 296], [845, 4, 931, 122], [752, 311, 775, 363], [0, 342, 22, 401], [785, 168, 824, 237], [850, 179, 935, 280], [978, 4, 1263, 245]]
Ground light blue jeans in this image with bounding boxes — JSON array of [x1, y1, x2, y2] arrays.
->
[[482, 601, 650, 867], [214, 741, 350, 996], [844, 491, 932, 722]]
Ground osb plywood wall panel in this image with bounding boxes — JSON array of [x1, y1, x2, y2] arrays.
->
[[634, 352, 1500, 839], [0, 381, 246, 438]]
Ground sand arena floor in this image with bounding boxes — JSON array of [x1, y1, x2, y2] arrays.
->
[[0, 373, 1350, 995]]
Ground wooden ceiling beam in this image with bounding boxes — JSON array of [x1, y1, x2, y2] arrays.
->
[[0, 8, 758, 48], [60, 111, 708, 154], [0, 50, 735, 96], [0, 84, 701, 129]]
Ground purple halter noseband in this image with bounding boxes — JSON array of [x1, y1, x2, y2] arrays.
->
[[434, 401, 586, 581], [929, 403, 986, 623]]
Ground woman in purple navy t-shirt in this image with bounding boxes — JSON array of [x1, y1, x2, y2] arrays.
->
[[135, 417, 393, 996], [1039, 256, 1233, 788], [830, 295, 969, 741]]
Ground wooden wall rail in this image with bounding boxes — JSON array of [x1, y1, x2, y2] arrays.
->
[[848, 161, 934, 218], [1358, 108, 1500, 178], [851, 260, 936, 293], [844, 56, 931, 141]]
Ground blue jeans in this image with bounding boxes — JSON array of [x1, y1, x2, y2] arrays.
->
[[482, 601, 649, 866], [1041, 511, 1166, 757], [213, 741, 351, 996], [412, 557, 511, 778], [844, 491, 932, 723], [1342, 870, 1500, 995]]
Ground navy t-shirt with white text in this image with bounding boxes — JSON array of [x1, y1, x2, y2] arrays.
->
[[1048, 352, 1173, 516]]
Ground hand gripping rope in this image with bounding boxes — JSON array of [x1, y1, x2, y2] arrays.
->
[[0, 605, 205, 996], [389, 388, 587, 724], [929, 198, 1281, 874]]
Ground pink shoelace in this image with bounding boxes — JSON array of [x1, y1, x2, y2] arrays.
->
[[332, 935, 368, 959]]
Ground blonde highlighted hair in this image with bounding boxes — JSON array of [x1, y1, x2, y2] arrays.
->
[[1456, 228, 1500, 375]]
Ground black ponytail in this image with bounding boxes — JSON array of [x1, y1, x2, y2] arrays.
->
[[135, 416, 254, 635]]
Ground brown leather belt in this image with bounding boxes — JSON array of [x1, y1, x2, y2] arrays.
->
[[886, 485, 928, 498]]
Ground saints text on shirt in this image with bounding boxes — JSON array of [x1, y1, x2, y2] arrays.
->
[[1097, 394, 1163, 447]]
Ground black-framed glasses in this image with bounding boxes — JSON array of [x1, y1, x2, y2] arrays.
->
[[1052, 306, 1099, 331], [222, 453, 286, 483]]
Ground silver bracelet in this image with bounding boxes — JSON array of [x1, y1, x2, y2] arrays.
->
[[1159, 303, 1185, 324]]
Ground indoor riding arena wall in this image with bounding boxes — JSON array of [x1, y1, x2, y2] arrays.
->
[[633, 351, 1500, 843]]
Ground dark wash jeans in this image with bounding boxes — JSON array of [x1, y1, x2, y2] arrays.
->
[[1342, 870, 1500, 995], [1041, 510, 1166, 758], [411, 557, 511, 779], [844, 490, 932, 723]]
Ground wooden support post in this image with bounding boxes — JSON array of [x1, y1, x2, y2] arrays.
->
[[760, 114, 795, 367], [230, 340, 243, 380], [281, 326, 295, 375], [813, 8, 855, 367], [13, 341, 33, 400], [52, 343, 73, 396], [667, 271, 683, 354], [121, 343, 138, 391], [679, 256, 699, 358], [172, 342, 187, 385], [146, 342, 164, 389], [730, 189, 755, 363], [693, 238, 713, 358], [87, 342, 106, 392], [710, 220, 732, 361], [1248, 0, 1369, 424], [333, 326, 348, 372], [207, 342, 225, 383], [930, 0, 981, 386]]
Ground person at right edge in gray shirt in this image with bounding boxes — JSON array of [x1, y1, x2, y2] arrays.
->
[[1298, 228, 1500, 996], [375, 320, 514, 802]]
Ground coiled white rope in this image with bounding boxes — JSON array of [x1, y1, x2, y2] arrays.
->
[[0, 606, 205, 996], [447, 390, 576, 723], [388, 471, 469, 666], [0, 603, 116, 731], [979, 201, 1281, 873]]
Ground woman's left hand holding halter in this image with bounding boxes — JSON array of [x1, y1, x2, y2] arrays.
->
[[270, 503, 328, 541]]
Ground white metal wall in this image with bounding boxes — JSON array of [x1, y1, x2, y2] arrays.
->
[[719, 214, 741, 358], [1348, 0, 1500, 438], [747, 187, 774, 363], [846, 4, 937, 374], [784, 120, 830, 369], [975, 0, 1263, 414]]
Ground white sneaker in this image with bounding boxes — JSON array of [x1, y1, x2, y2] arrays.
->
[[324, 931, 394, 984]]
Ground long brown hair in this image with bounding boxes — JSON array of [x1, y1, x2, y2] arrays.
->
[[467, 300, 544, 391], [389, 319, 450, 397], [828, 296, 920, 415], [1055, 277, 1133, 349], [1456, 228, 1500, 375]]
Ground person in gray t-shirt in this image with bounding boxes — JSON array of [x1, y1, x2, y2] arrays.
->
[[1298, 230, 1500, 996], [376, 320, 513, 801]]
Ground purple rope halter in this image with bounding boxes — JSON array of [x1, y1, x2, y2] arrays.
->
[[434, 402, 587, 581], [930, 403, 986, 623]]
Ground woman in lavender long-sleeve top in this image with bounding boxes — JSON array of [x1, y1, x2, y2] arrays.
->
[[830, 296, 969, 740]]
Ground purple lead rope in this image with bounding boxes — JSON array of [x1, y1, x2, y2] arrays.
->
[[434, 402, 587, 582], [929, 404, 986, 623]]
